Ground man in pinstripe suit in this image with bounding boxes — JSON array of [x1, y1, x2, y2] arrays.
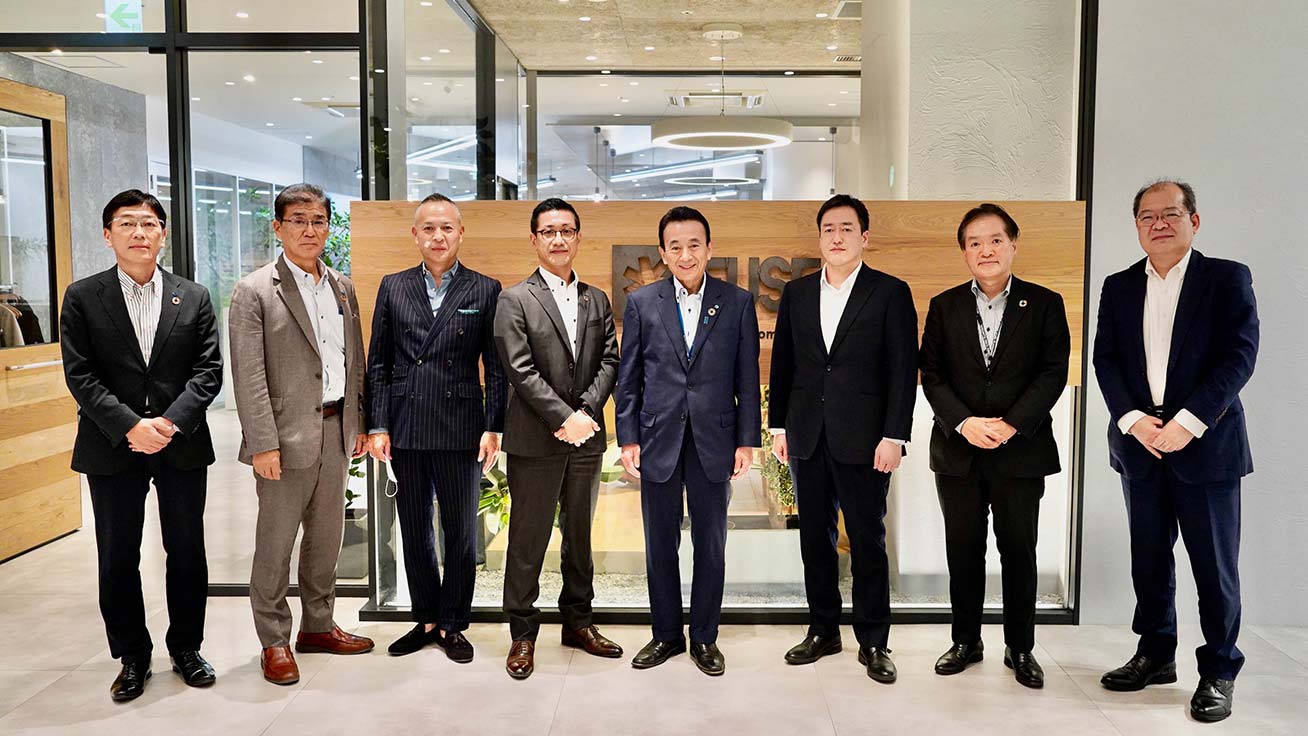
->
[[367, 193, 508, 662]]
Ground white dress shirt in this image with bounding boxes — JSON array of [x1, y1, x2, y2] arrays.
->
[[118, 265, 163, 365], [538, 267, 579, 356], [772, 265, 905, 445], [674, 277, 704, 357], [285, 256, 347, 404], [1116, 248, 1207, 438]]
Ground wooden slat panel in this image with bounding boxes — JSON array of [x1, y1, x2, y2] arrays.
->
[[0, 77, 66, 122], [0, 451, 75, 503], [351, 200, 1086, 385], [0, 477, 81, 562], [0, 396, 77, 441], [0, 422, 78, 472]]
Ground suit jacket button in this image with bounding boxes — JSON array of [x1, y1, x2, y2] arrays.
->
[[826, 365, 832, 372], [568, 363, 575, 371], [985, 381, 992, 387], [820, 396, 825, 403], [680, 413, 686, 421], [687, 382, 694, 389], [458, 328, 465, 335], [446, 359, 453, 367], [445, 391, 452, 398], [416, 359, 423, 365]]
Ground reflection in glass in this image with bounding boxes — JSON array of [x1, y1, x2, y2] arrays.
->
[[0, 111, 52, 349]]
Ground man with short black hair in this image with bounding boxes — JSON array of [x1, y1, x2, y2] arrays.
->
[[230, 182, 375, 686], [494, 197, 622, 679], [616, 205, 761, 676], [61, 189, 223, 701]]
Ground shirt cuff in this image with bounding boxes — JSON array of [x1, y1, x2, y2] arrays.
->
[[1117, 410, 1147, 435], [1173, 409, 1208, 439], [883, 438, 907, 446], [367, 428, 387, 435], [955, 419, 968, 433], [768, 428, 786, 436]]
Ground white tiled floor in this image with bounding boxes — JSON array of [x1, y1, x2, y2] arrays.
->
[[1, 492, 1305, 734]]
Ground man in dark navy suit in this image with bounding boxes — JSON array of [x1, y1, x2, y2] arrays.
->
[[615, 206, 761, 676], [366, 193, 507, 662], [1094, 180, 1258, 723], [768, 194, 919, 683]]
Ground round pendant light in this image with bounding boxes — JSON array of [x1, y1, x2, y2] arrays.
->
[[652, 116, 793, 151]]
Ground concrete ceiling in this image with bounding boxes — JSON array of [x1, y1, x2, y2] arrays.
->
[[467, 0, 862, 71]]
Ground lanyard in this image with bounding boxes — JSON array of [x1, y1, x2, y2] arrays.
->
[[975, 307, 1003, 366]]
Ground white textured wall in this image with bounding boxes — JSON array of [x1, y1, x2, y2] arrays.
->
[[907, 0, 1078, 199], [1081, 0, 1308, 625]]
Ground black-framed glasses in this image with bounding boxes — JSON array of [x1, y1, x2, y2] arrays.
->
[[280, 216, 331, 231], [1135, 210, 1187, 227], [534, 227, 578, 242]]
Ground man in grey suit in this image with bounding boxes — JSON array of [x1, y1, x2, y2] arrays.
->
[[493, 198, 623, 679], [229, 183, 375, 686]]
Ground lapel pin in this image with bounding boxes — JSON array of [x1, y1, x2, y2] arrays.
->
[[171, 293, 181, 305], [1018, 299, 1028, 307], [708, 305, 718, 317]]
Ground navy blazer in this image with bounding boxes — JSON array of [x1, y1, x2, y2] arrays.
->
[[1093, 249, 1258, 483], [60, 266, 223, 474], [615, 275, 762, 484], [768, 264, 919, 465], [366, 263, 508, 451]]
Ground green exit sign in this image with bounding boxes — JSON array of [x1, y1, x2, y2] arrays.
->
[[103, 1, 143, 33]]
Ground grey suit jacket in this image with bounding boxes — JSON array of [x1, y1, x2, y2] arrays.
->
[[493, 269, 619, 457], [229, 255, 366, 469]]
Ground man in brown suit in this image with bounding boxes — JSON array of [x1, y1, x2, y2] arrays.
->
[[229, 183, 375, 685]]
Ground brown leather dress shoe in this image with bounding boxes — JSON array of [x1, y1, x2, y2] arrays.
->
[[506, 640, 535, 680], [562, 625, 624, 658], [295, 626, 376, 655], [261, 646, 300, 686]]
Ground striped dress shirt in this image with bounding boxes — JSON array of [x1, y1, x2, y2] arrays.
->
[[117, 265, 163, 364]]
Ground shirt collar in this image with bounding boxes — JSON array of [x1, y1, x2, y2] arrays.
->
[[819, 265, 860, 293], [674, 276, 705, 300], [117, 264, 162, 293], [970, 275, 1013, 304], [423, 261, 460, 291], [284, 255, 327, 287], [537, 266, 576, 291], [1144, 247, 1193, 281]]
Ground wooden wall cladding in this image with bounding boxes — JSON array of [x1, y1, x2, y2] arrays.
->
[[350, 200, 1085, 385], [0, 78, 79, 562]]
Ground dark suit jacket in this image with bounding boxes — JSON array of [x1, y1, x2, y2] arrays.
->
[[366, 263, 507, 451], [768, 264, 919, 465], [60, 266, 223, 474], [493, 270, 619, 457], [1093, 249, 1258, 483], [920, 276, 1070, 478], [615, 275, 762, 484]]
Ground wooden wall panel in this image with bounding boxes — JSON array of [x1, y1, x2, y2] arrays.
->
[[351, 200, 1085, 385]]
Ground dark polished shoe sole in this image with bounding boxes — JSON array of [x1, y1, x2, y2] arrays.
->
[[111, 670, 151, 702], [1191, 705, 1232, 723], [295, 642, 376, 655], [934, 650, 984, 675], [857, 650, 897, 684], [785, 640, 843, 665], [171, 665, 216, 687], [631, 643, 687, 670], [1101, 669, 1178, 692], [561, 638, 625, 659], [693, 659, 725, 676]]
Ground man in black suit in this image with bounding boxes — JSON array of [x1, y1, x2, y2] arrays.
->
[[493, 198, 623, 679], [768, 194, 918, 683], [60, 190, 223, 701], [366, 193, 507, 662], [919, 203, 1070, 689], [615, 206, 761, 676], [1093, 180, 1258, 723]]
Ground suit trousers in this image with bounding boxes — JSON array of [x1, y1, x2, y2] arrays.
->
[[935, 453, 1044, 653], [502, 452, 603, 641], [792, 433, 892, 649], [249, 413, 348, 648], [391, 447, 480, 631], [1122, 468, 1243, 680], [87, 457, 208, 663], [641, 423, 731, 644]]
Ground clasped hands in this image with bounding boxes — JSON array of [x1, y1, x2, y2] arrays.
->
[[960, 417, 1018, 450], [126, 417, 178, 454], [554, 410, 600, 447], [1128, 415, 1194, 458]]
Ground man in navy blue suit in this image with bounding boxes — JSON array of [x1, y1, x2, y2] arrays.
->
[[366, 193, 507, 662], [1093, 180, 1258, 723], [616, 206, 761, 676]]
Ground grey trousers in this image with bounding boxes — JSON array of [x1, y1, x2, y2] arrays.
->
[[502, 452, 602, 641], [250, 414, 348, 647]]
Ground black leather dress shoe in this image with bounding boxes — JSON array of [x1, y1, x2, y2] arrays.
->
[[1190, 678, 1235, 723], [858, 646, 897, 683], [785, 634, 843, 665], [170, 650, 216, 687], [631, 637, 687, 669], [690, 642, 726, 676], [437, 630, 475, 663], [388, 623, 441, 656], [110, 660, 151, 702], [934, 641, 984, 675], [1100, 655, 1178, 691], [1004, 647, 1044, 689]]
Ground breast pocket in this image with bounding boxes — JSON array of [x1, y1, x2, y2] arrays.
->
[[641, 411, 657, 428]]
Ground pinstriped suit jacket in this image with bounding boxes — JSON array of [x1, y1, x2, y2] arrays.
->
[[366, 263, 508, 451]]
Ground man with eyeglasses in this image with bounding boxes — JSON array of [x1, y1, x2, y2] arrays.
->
[[229, 183, 375, 686], [492, 198, 622, 679], [61, 189, 223, 700], [1093, 179, 1259, 722], [366, 193, 507, 662]]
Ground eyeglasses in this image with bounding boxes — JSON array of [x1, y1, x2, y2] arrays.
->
[[281, 216, 330, 231], [1135, 210, 1187, 227], [534, 227, 578, 242], [111, 217, 163, 233]]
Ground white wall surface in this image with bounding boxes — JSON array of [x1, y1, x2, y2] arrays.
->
[[1081, 0, 1308, 625]]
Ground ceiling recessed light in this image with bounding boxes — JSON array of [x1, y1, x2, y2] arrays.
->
[[420, 1, 434, 5], [613, 113, 622, 117], [423, 81, 433, 86], [438, 48, 450, 53], [349, 75, 360, 81], [601, 70, 611, 74], [305, 135, 313, 140], [826, 44, 838, 51], [96, 12, 106, 18], [827, 102, 837, 107], [839, 90, 848, 95], [644, 46, 655, 51], [235, 12, 249, 19], [292, 96, 302, 101], [312, 59, 323, 64], [224, 81, 236, 86], [709, 55, 725, 61], [585, 55, 598, 61], [411, 96, 420, 102], [243, 74, 256, 82], [784, 70, 794, 75], [711, 88, 720, 92], [599, 83, 608, 87], [629, 81, 639, 86], [818, 137, 827, 141], [495, 77, 505, 82], [816, 12, 828, 18], [522, 103, 531, 108], [191, 96, 200, 101], [265, 122, 275, 127], [455, 82, 464, 87], [321, 96, 332, 101], [374, 68, 385, 73], [579, 16, 590, 21], [51, 49, 62, 55], [419, 55, 431, 61]]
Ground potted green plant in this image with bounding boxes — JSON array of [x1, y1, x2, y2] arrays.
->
[[760, 385, 798, 528]]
